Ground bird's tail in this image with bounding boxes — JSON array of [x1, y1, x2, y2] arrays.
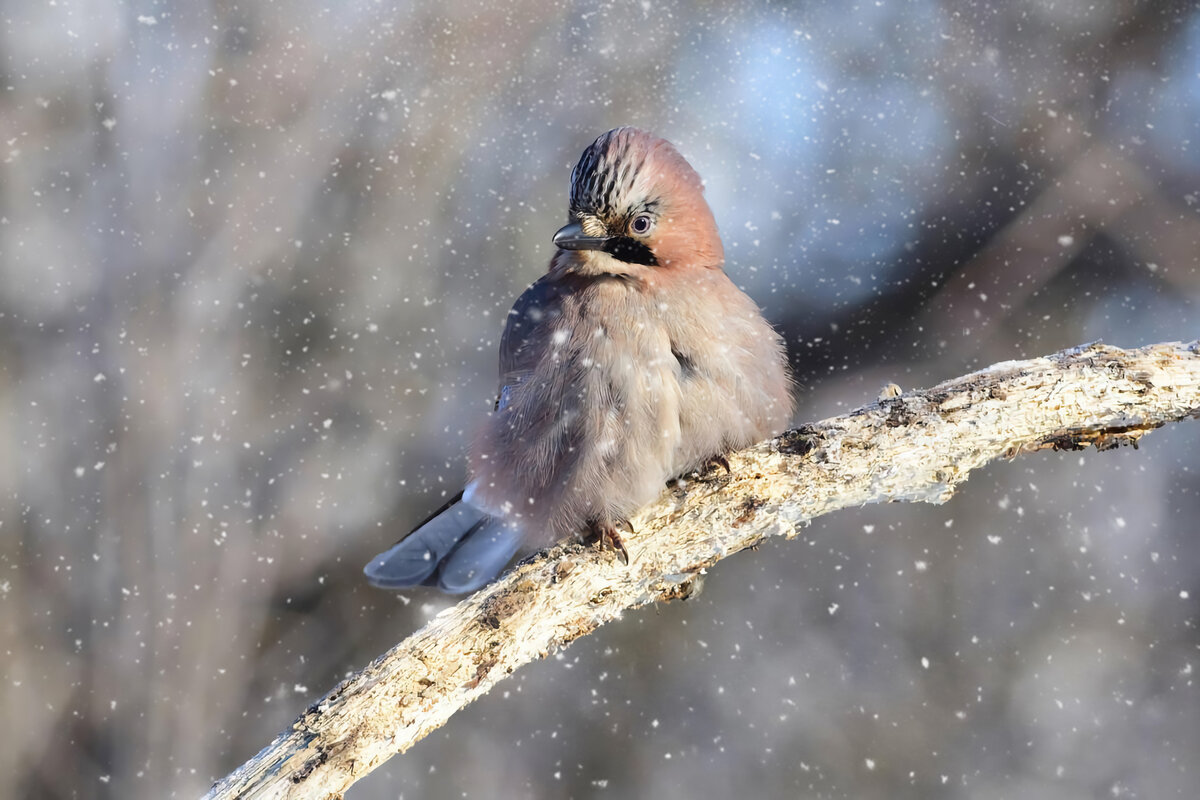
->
[[363, 496, 523, 593]]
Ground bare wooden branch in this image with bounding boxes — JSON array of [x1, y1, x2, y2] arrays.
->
[[206, 341, 1200, 800]]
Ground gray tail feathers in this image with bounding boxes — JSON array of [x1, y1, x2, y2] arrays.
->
[[363, 500, 523, 594]]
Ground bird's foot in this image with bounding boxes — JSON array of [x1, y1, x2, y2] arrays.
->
[[587, 517, 632, 565], [687, 453, 732, 483], [703, 453, 731, 474]]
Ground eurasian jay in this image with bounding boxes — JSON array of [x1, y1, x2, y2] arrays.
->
[[365, 127, 794, 593]]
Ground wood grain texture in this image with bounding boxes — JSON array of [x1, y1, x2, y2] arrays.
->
[[206, 340, 1200, 800]]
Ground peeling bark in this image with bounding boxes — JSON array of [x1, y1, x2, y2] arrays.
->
[[206, 340, 1200, 800]]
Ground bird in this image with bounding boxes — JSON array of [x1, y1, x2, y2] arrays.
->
[[364, 127, 794, 593]]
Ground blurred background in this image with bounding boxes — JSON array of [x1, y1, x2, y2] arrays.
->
[[2, 0, 1198, 798]]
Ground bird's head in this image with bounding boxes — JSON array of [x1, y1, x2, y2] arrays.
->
[[552, 127, 724, 277]]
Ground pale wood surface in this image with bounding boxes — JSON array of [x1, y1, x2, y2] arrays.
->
[[205, 340, 1200, 799]]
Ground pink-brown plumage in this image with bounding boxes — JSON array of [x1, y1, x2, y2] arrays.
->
[[365, 127, 794, 592]]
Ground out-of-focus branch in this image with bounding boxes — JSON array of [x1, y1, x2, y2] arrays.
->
[[206, 341, 1200, 800], [919, 144, 1155, 351]]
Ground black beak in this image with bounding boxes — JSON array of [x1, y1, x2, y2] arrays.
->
[[553, 221, 610, 251]]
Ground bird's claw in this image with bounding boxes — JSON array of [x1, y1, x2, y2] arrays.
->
[[588, 517, 632, 565], [705, 454, 731, 474]]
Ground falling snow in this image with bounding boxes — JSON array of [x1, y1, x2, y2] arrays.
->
[[2, 2, 1197, 799]]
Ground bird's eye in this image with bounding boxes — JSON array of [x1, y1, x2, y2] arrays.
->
[[630, 214, 654, 235]]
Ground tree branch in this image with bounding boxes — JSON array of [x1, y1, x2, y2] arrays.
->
[[206, 340, 1200, 800]]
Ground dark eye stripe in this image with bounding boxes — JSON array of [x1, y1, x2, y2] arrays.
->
[[603, 236, 658, 266]]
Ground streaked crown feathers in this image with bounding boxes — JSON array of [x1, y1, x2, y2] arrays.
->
[[568, 127, 703, 221]]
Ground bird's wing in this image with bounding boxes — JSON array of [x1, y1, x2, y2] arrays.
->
[[496, 273, 568, 404], [366, 275, 581, 592]]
